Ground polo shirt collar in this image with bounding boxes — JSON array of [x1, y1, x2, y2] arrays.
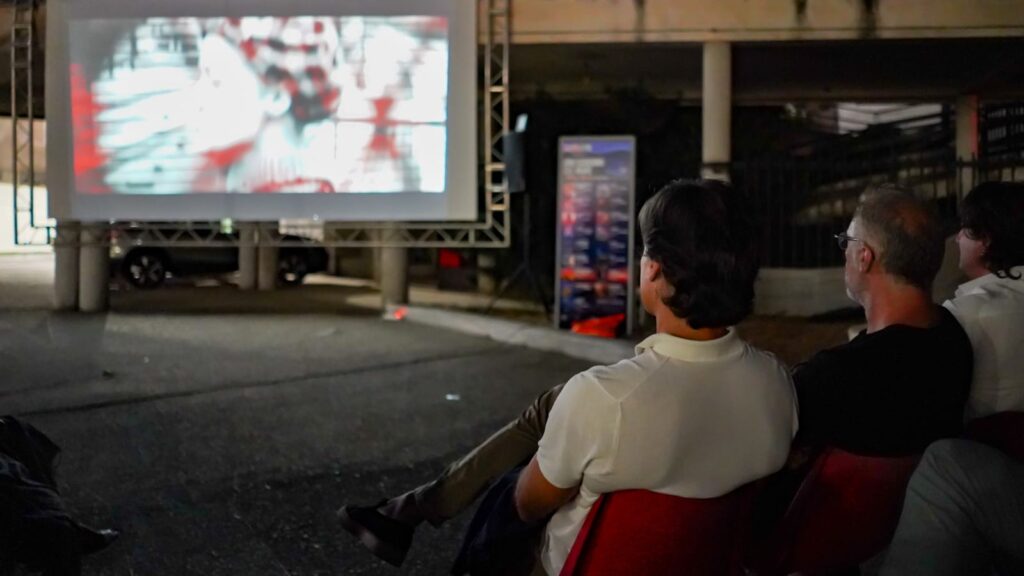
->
[[955, 266, 1024, 298], [635, 329, 744, 362]]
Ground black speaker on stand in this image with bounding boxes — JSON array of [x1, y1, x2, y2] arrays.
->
[[486, 115, 551, 317]]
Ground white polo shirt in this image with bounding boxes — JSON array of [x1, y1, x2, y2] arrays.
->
[[535, 330, 799, 576], [944, 266, 1024, 421]]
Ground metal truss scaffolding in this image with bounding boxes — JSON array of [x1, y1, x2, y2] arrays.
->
[[9, 0, 52, 246], [108, 0, 513, 249]]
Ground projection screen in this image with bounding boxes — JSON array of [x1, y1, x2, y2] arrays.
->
[[47, 0, 477, 222]]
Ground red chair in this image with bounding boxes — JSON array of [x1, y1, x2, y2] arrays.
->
[[747, 448, 920, 575], [965, 411, 1024, 462], [560, 484, 761, 576]]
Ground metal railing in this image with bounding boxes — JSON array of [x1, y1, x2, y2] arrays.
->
[[732, 157, 1024, 268], [785, 107, 953, 163]]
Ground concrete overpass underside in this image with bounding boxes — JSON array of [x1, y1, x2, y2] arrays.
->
[[3, 24, 1024, 113], [510, 38, 1024, 102]]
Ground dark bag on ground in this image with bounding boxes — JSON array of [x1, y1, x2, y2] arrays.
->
[[0, 416, 82, 576]]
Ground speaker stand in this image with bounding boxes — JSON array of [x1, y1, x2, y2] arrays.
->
[[485, 194, 551, 317]]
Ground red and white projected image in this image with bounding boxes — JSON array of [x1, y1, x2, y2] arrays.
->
[[70, 16, 449, 195]]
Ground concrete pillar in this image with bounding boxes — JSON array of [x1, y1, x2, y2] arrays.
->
[[380, 245, 409, 306], [955, 95, 979, 161], [954, 94, 978, 206], [371, 231, 383, 284], [78, 223, 109, 312], [701, 41, 732, 182], [53, 220, 80, 311], [257, 242, 278, 291], [237, 223, 258, 290], [327, 247, 340, 276], [340, 247, 374, 280], [477, 252, 497, 294]]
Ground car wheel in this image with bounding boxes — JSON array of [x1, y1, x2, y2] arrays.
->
[[278, 251, 309, 286], [123, 250, 168, 289]]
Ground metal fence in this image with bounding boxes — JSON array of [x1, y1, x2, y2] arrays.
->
[[981, 103, 1024, 160], [732, 157, 1024, 268]]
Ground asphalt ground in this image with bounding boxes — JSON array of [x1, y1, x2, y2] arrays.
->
[[0, 253, 858, 575], [1, 254, 594, 575]]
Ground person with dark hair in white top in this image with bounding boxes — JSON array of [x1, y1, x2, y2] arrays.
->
[[943, 181, 1024, 421], [881, 182, 1024, 576], [339, 179, 799, 575], [514, 179, 798, 575]]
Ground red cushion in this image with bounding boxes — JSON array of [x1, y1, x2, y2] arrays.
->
[[750, 448, 920, 574], [560, 484, 760, 576]]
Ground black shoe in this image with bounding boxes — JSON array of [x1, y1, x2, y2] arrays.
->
[[338, 502, 414, 567], [76, 524, 120, 556]]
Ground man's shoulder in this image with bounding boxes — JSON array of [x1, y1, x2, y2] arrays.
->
[[800, 336, 861, 366], [581, 341, 791, 392], [800, 309, 970, 370], [947, 280, 1024, 316], [741, 342, 791, 372], [580, 351, 663, 380], [565, 352, 665, 403]]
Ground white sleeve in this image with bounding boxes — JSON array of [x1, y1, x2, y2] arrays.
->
[[943, 296, 977, 343], [942, 297, 958, 316], [535, 371, 620, 489]]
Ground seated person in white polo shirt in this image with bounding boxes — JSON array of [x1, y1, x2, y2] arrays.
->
[[515, 179, 799, 575], [339, 180, 798, 573], [943, 181, 1024, 421]]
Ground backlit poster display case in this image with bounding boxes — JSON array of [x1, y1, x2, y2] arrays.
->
[[555, 136, 636, 337]]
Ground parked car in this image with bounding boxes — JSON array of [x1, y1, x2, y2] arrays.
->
[[111, 230, 328, 289]]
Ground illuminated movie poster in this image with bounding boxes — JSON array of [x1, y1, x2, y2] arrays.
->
[[555, 137, 637, 337], [69, 16, 449, 195]]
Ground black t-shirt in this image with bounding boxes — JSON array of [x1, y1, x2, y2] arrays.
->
[[793, 307, 973, 456]]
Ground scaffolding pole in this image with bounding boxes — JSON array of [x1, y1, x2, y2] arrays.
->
[[9, 0, 51, 246]]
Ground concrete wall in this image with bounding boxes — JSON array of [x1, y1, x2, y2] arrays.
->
[[755, 238, 967, 317], [499, 0, 1024, 44], [754, 267, 852, 316], [0, 118, 50, 249], [0, 182, 50, 251], [0, 118, 46, 183]]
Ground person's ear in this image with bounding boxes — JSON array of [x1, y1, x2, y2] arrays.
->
[[858, 243, 875, 273], [643, 258, 661, 283]]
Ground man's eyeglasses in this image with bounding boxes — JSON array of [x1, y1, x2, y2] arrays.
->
[[834, 232, 865, 251]]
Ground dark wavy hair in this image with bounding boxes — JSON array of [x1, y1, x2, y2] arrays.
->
[[961, 181, 1024, 279], [639, 178, 761, 329]]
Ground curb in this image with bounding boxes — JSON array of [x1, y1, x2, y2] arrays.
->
[[389, 305, 635, 366]]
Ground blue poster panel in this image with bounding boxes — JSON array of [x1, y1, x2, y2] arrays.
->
[[554, 136, 636, 337]]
